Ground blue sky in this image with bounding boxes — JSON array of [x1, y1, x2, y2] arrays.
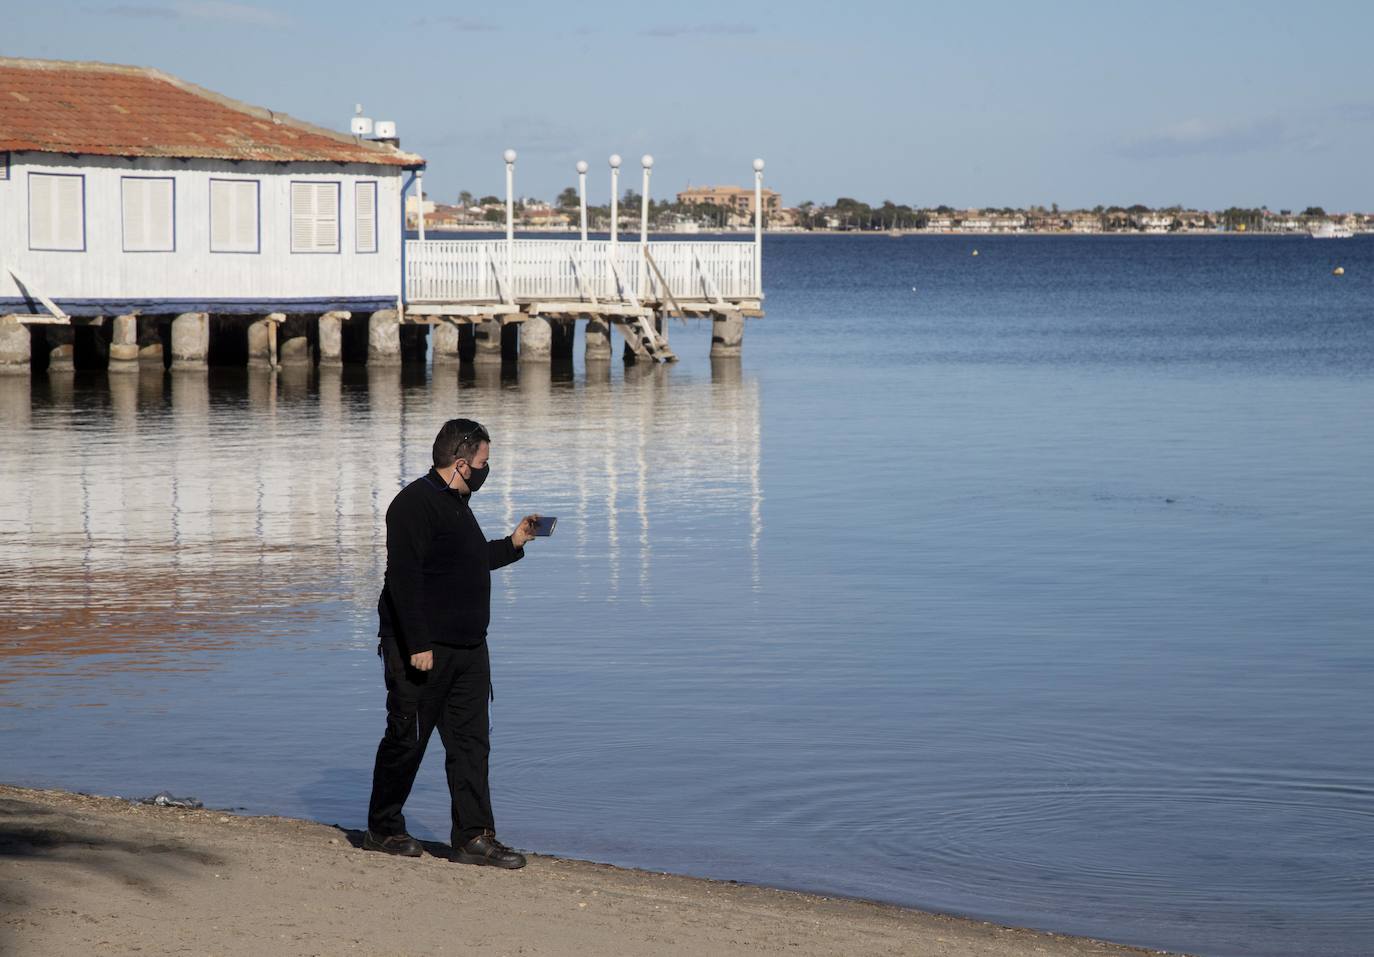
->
[[4, 0, 1372, 210]]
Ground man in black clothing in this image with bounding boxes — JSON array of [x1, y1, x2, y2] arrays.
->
[[365, 418, 538, 869]]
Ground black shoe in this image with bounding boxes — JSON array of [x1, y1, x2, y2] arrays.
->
[[451, 830, 526, 869], [363, 830, 423, 857]]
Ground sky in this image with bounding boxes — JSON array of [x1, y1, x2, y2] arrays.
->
[[3, 0, 1372, 211]]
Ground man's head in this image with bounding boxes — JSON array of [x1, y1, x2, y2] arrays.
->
[[433, 419, 491, 488]]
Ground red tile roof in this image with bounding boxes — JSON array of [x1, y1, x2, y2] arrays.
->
[[0, 57, 423, 168]]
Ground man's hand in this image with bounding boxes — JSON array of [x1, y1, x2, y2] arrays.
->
[[409, 651, 434, 672], [512, 514, 540, 549]]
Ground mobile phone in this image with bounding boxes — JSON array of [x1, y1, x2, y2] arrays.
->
[[532, 516, 557, 537]]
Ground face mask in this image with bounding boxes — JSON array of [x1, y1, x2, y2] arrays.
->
[[463, 463, 490, 493]]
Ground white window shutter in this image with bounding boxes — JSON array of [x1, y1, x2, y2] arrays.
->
[[356, 182, 377, 253], [29, 174, 54, 248], [122, 178, 173, 252], [315, 183, 338, 252], [149, 180, 173, 250], [29, 173, 84, 251], [292, 182, 316, 252], [54, 177, 82, 250], [210, 178, 258, 252], [232, 182, 257, 250], [211, 180, 259, 253], [123, 181, 147, 249], [210, 181, 232, 250], [292, 181, 339, 253]]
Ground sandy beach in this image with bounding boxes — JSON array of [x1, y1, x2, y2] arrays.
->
[[0, 785, 1180, 957]]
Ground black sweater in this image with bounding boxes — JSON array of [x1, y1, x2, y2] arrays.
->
[[377, 468, 524, 653]]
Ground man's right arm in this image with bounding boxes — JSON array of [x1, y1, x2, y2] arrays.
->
[[385, 494, 434, 656]]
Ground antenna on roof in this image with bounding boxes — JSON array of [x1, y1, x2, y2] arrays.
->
[[350, 103, 374, 138]]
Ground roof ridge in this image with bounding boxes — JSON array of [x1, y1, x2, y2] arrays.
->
[[0, 56, 424, 167]]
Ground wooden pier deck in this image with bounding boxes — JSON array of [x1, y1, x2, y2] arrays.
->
[[401, 238, 763, 363]]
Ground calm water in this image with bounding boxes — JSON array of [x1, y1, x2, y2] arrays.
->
[[2, 235, 1372, 957]]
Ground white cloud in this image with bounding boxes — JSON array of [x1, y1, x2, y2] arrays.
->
[[100, 2, 289, 26], [640, 23, 758, 38], [1118, 116, 1284, 160]]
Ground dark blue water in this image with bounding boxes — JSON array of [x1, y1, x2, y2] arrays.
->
[[3, 235, 1372, 956]]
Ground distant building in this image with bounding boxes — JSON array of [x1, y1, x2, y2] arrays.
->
[[1132, 211, 1175, 233], [0, 57, 422, 318], [520, 206, 571, 228], [1069, 212, 1103, 233], [677, 185, 781, 218]]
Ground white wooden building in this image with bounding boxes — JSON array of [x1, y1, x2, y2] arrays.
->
[[0, 57, 422, 320]]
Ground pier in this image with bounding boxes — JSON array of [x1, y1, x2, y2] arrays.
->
[[0, 59, 764, 379]]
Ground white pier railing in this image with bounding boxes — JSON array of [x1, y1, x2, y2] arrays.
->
[[405, 239, 760, 305]]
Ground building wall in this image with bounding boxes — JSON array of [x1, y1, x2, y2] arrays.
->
[[676, 186, 781, 215], [0, 152, 405, 315]]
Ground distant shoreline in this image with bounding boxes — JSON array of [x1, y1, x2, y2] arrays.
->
[[411, 226, 1357, 239]]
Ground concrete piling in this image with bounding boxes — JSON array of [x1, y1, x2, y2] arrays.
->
[[317, 311, 350, 366], [519, 316, 553, 362], [137, 317, 164, 370], [170, 312, 210, 371], [45, 326, 76, 374], [279, 336, 311, 367], [108, 315, 139, 374], [710, 311, 745, 359], [247, 319, 274, 369], [0, 317, 32, 375], [367, 309, 401, 366], [432, 321, 461, 365], [584, 315, 611, 362]]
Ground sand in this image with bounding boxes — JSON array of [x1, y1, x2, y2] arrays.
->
[[0, 784, 1177, 957]]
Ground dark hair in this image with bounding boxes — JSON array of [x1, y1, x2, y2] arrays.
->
[[432, 418, 490, 469]]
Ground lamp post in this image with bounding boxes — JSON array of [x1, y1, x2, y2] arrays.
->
[[640, 155, 653, 298], [609, 154, 621, 250], [504, 148, 516, 299], [753, 158, 765, 297], [577, 160, 588, 243]]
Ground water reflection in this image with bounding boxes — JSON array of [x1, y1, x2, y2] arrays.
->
[[0, 361, 762, 680]]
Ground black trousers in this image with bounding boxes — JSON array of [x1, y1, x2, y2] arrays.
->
[[367, 638, 494, 846]]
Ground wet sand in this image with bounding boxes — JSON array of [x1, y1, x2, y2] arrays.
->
[[0, 784, 1178, 957]]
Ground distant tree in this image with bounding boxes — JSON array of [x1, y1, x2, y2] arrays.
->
[[482, 207, 503, 223], [1302, 206, 1327, 218], [458, 190, 474, 207], [556, 186, 579, 209], [478, 195, 501, 206]]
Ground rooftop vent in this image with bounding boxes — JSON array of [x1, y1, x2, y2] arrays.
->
[[350, 103, 373, 137]]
